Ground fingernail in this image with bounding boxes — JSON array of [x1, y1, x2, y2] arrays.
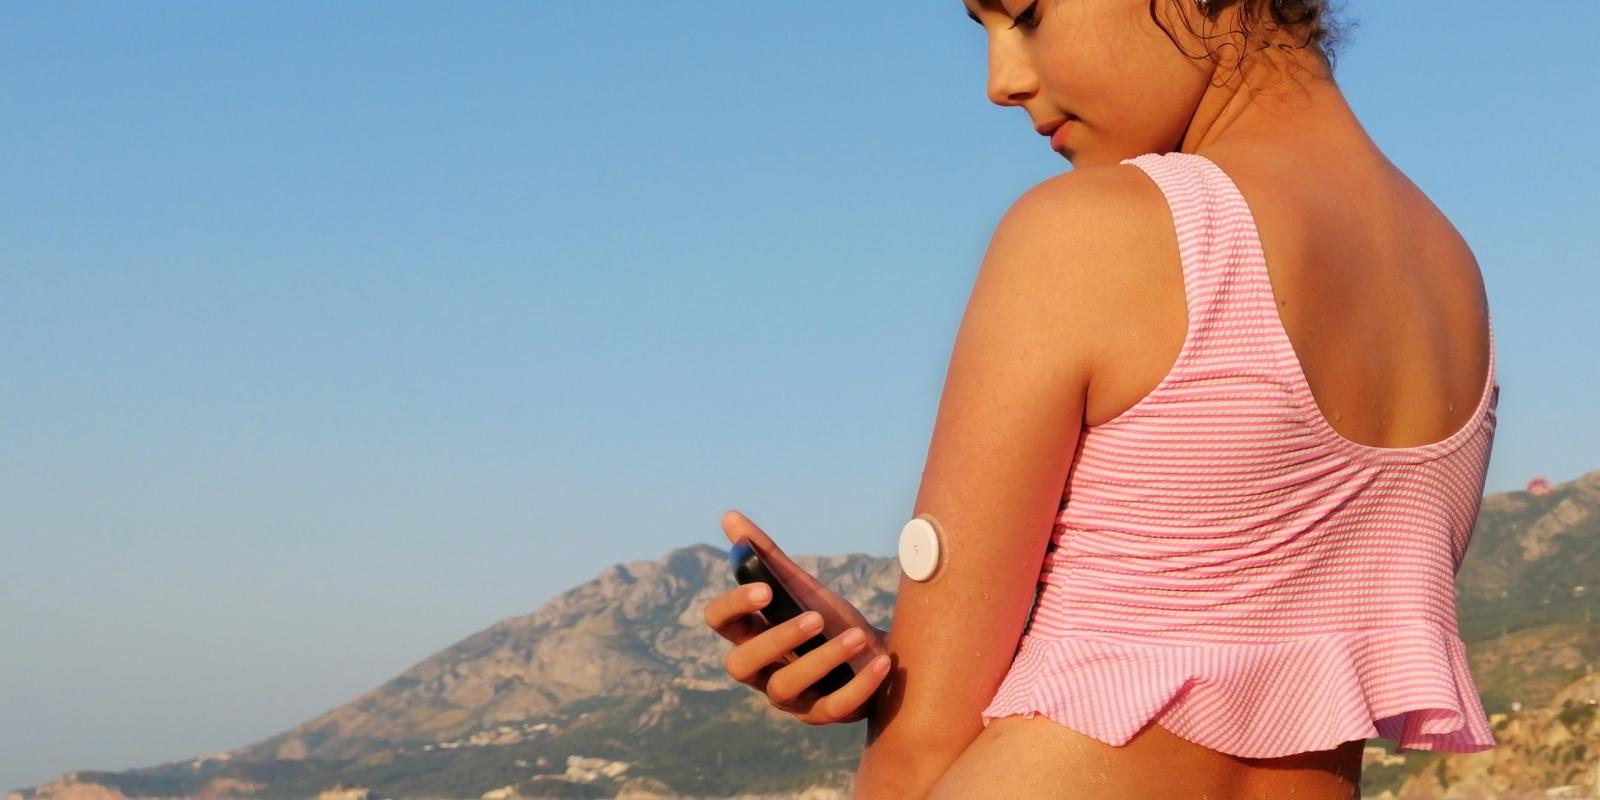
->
[[841, 628, 865, 647], [798, 611, 823, 631], [750, 585, 770, 603]]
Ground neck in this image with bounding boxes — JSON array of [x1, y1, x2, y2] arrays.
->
[[1178, 41, 1368, 157]]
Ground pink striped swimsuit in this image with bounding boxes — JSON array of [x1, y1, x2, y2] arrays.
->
[[977, 150, 1500, 758]]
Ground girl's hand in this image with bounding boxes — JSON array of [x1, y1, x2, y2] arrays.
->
[[704, 509, 893, 725]]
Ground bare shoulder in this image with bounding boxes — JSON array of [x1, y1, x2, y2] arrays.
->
[[997, 163, 1169, 244], [980, 164, 1180, 386]]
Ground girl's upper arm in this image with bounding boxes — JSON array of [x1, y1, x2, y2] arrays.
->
[[861, 163, 1163, 764]]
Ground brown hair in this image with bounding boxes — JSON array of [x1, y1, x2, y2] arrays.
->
[[1151, 0, 1355, 82]]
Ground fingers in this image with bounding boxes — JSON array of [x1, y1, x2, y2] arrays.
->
[[764, 625, 875, 707], [714, 508, 890, 726], [704, 583, 772, 645], [769, 630, 894, 725], [803, 652, 893, 724], [722, 609, 827, 687]]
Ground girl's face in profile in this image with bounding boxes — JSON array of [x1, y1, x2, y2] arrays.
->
[[962, 0, 1218, 166]]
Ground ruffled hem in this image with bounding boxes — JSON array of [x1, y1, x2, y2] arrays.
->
[[978, 623, 1496, 759]]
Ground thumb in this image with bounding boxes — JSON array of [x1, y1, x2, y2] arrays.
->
[[721, 508, 822, 594]]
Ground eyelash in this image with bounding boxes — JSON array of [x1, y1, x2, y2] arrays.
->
[[1009, 1, 1040, 30], [966, 3, 1039, 31]]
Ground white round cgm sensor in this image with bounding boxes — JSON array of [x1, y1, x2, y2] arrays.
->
[[898, 516, 942, 582]]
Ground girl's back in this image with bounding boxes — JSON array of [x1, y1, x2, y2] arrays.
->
[[1094, 140, 1492, 451]]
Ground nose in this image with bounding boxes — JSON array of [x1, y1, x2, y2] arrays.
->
[[985, 43, 1038, 108]]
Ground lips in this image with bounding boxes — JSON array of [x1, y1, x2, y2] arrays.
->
[[1049, 118, 1074, 151], [1036, 115, 1077, 151]]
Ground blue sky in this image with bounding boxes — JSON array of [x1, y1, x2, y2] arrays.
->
[[3, 1, 1596, 791]]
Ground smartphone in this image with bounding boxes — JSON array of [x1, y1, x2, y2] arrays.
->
[[728, 537, 856, 695]]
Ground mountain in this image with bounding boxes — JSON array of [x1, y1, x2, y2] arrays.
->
[[10, 471, 1600, 800], [8, 544, 900, 800]]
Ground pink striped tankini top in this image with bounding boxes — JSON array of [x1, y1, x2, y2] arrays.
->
[[977, 150, 1501, 758]]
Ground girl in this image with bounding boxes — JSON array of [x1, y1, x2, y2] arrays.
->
[[706, 1, 1497, 797]]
